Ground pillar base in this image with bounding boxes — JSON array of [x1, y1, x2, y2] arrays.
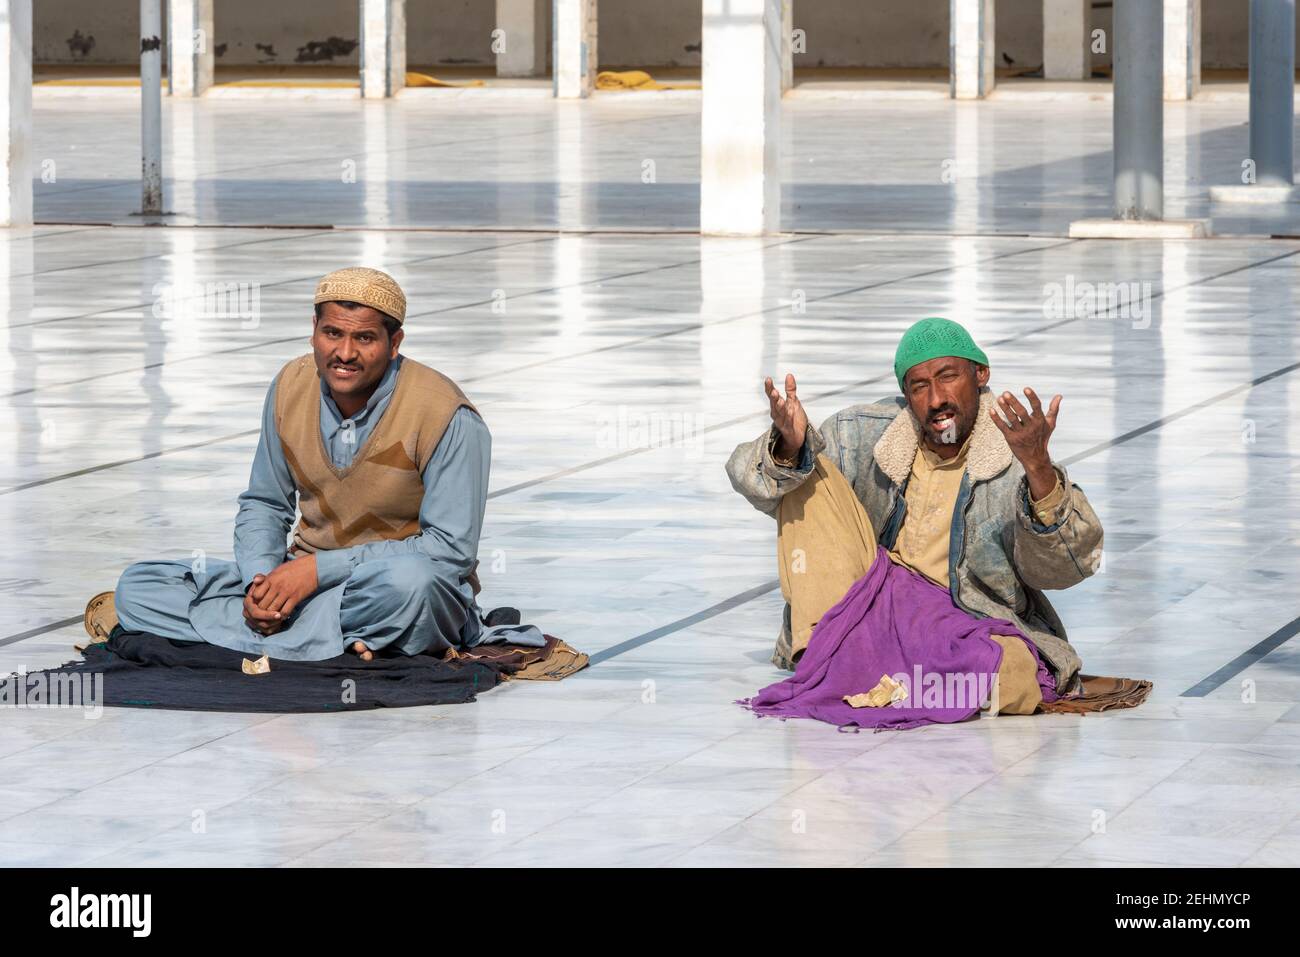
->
[[1068, 218, 1211, 239], [1209, 184, 1300, 204]]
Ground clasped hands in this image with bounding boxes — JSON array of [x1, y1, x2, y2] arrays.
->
[[242, 554, 318, 637]]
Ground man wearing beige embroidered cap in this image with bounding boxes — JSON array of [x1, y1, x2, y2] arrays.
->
[[104, 267, 547, 662]]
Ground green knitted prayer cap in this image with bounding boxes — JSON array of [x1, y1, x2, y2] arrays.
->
[[893, 316, 989, 391]]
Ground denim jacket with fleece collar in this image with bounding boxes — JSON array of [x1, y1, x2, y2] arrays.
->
[[724, 388, 1103, 695]]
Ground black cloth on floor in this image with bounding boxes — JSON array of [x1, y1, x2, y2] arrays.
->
[[7, 628, 503, 714]]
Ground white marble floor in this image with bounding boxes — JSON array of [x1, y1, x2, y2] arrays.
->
[[2, 98, 1299, 868], [29, 95, 1300, 236]]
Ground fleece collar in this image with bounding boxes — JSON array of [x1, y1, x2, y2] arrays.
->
[[872, 389, 1013, 486]]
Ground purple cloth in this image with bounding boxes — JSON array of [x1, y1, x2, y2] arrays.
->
[[741, 547, 1057, 730]]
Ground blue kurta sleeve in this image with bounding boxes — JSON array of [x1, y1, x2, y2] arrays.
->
[[313, 406, 491, 590], [233, 378, 298, 589]]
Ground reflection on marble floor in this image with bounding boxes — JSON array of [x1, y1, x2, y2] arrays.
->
[[1, 224, 1298, 868], [29, 96, 1300, 235]]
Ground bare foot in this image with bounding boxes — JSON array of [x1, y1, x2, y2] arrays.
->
[[351, 640, 374, 662]]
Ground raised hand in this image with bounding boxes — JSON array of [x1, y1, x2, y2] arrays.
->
[[764, 373, 809, 462], [989, 387, 1061, 500]]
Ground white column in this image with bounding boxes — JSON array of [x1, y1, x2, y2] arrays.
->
[[496, 0, 547, 77], [781, 0, 793, 92], [141, 0, 163, 215], [950, 0, 994, 99], [553, 0, 596, 98], [1163, 0, 1201, 101], [167, 0, 214, 96], [1069, 0, 1207, 237], [1043, 0, 1089, 80], [701, 0, 781, 235], [0, 0, 32, 225], [361, 0, 406, 99]]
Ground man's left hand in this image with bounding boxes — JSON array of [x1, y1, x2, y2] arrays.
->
[[249, 554, 319, 623], [989, 387, 1061, 502]]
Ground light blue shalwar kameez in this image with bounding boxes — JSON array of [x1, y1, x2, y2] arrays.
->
[[115, 355, 541, 660]]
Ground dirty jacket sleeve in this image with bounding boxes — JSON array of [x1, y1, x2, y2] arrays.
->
[[724, 412, 845, 517], [1011, 464, 1104, 590]]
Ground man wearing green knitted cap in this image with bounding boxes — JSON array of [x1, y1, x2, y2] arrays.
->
[[726, 316, 1117, 723]]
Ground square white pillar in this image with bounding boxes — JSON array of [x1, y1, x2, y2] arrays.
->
[[167, 0, 214, 96], [781, 0, 793, 92], [496, 0, 547, 77], [950, 0, 995, 99], [701, 0, 781, 235], [553, 0, 596, 98], [1043, 0, 1089, 80], [361, 0, 406, 99], [0, 0, 32, 225], [1164, 0, 1201, 101]]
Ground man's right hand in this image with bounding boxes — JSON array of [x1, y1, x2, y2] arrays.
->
[[243, 576, 285, 637], [765, 373, 809, 463]]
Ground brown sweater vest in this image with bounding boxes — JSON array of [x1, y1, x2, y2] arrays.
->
[[273, 354, 478, 554]]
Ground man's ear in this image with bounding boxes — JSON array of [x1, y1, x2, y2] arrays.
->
[[974, 363, 990, 388], [389, 327, 404, 358]]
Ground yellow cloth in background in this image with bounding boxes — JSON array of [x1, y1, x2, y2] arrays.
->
[[595, 70, 700, 91], [405, 72, 485, 88], [218, 79, 355, 88], [45, 73, 487, 90]]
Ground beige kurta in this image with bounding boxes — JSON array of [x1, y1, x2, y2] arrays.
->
[[888, 435, 1064, 585], [886, 437, 1063, 713]]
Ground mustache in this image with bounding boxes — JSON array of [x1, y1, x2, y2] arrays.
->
[[927, 405, 959, 422]]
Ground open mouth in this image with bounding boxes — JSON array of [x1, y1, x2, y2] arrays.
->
[[930, 412, 956, 432], [331, 365, 361, 379]]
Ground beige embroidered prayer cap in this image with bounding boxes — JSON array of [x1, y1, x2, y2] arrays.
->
[[313, 266, 407, 325]]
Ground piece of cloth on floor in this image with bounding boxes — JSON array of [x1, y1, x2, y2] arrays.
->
[[1038, 675, 1153, 714], [405, 72, 486, 88], [439, 633, 587, 679], [507, 639, 588, 681], [595, 70, 700, 91], [5, 628, 504, 713], [741, 543, 1058, 731], [441, 635, 556, 669]]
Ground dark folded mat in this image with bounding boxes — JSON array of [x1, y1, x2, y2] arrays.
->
[[4, 628, 504, 714]]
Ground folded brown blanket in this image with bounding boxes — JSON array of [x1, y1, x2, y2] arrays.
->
[[442, 635, 589, 681], [1037, 674, 1153, 714]]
